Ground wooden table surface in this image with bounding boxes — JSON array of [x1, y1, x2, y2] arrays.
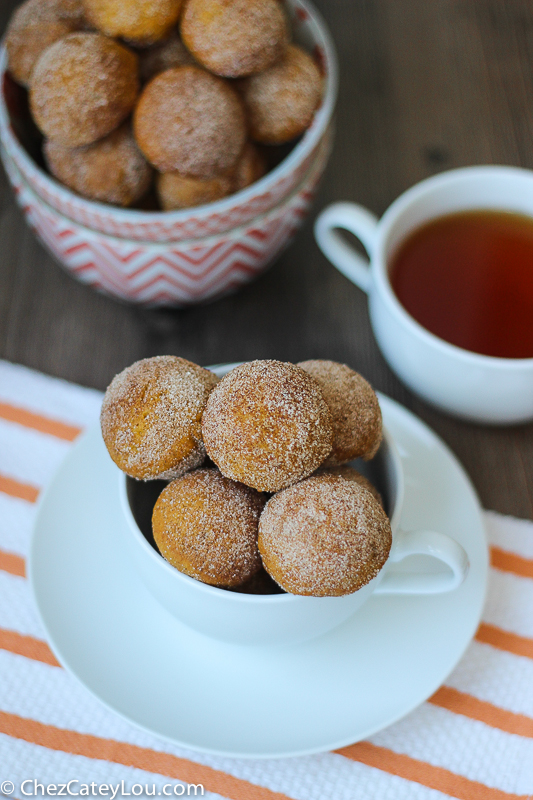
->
[[1, 0, 532, 519]]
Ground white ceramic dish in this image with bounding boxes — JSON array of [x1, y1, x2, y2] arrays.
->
[[29, 391, 488, 759], [119, 422, 468, 646]]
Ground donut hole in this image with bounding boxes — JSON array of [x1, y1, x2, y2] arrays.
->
[[126, 475, 283, 595], [124, 438, 391, 596]]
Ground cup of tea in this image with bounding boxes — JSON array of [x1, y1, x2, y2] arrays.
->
[[314, 165, 533, 424], [118, 427, 469, 646]]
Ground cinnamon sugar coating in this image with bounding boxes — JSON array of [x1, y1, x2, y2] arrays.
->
[[100, 356, 218, 481], [6, 0, 86, 87], [180, 0, 289, 78], [44, 123, 152, 206], [202, 360, 333, 492], [83, 0, 184, 46], [258, 474, 392, 596], [54, 0, 88, 26], [134, 65, 246, 179], [240, 44, 323, 144], [298, 360, 383, 464], [30, 33, 139, 147], [152, 468, 265, 587], [157, 141, 266, 209], [317, 465, 383, 507], [139, 30, 195, 82], [157, 170, 233, 210]]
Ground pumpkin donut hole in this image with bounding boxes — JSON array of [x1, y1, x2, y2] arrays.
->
[[134, 65, 247, 179], [240, 44, 323, 145], [100, 356, 218, 481], [180, 0, 290, 78], [152, 468, 265, 588], [83, 0, 184, 46], [30, 32, 140, 147], [6, 0, 87, 87]]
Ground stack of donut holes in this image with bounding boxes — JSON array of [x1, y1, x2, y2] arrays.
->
[[101, 356, 392, 597], [5, 0, 324, 210]]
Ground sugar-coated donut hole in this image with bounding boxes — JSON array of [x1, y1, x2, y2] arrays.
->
[[44, 123, 153, 207], [156, 141, 266, 209], [240, 44, 323, 145], [201, 360, 334, 492], [100, 356, 218, 481], [298, 359, 383, 464], [126, 474, 284, 594], [134, 65, 247, 179], [180, 0, 290, 78], [83, 0, 184, 46], [258, 473, 392, 596], [157, 171, 233, 210], [29, 32, 139, 147], [152, 468, 265, 588], [232, 141, 267, 192], [5, 0, 86, 87]]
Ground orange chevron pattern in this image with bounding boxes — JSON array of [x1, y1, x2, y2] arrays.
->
[[9, 156, 323, 306], [6, 135, 323, 242]]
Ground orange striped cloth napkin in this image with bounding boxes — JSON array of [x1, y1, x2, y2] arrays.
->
[[0, 358, 532, 800]]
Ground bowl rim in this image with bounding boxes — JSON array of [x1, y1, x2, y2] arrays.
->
[[0, 0, 339, 226], [5, 126, 331, 248]]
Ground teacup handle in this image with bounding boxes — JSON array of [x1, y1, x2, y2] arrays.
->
[[375, 530, 470, 594], [314, 202, 379, 294]]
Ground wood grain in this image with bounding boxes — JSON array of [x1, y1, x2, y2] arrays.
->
[[0, 0, 532, 518]]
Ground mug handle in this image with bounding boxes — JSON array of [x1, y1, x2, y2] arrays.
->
[[374, 530, 470, 594], [314, 202, 379, 294]]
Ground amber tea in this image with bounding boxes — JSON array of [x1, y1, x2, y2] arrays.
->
[[390, 210, 533, 359]]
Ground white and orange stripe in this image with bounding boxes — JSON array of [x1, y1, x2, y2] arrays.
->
[[0, 359, 533, 798]]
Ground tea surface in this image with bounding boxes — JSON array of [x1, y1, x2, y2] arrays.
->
[[390, 210, 533, 358]]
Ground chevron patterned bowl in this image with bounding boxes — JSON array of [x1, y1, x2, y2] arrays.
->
[[0, 0, 338, 306], [1, 130, 331, 305]]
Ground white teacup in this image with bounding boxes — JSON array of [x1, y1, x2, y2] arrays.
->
[[314, 166, 533, 424], [119, 427, 469, 646]]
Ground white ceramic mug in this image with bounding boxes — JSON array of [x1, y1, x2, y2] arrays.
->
[[314, 166, 533, 424], [118, 425, 469, 646]]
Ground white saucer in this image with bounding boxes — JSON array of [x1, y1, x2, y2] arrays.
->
[[30, 391, 488, 759]]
